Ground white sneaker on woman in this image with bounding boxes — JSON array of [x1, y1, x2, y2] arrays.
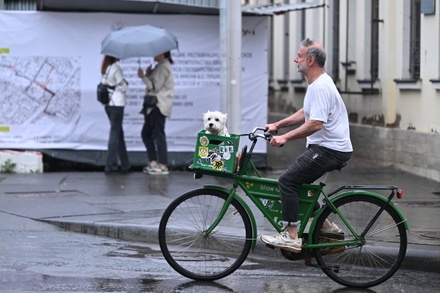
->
[[148, 166, 169, 175], [143, 162, 159, 173]]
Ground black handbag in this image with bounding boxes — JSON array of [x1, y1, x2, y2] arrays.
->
[[97, 64, 115, 105], [97, 83, 115, 105], [143, 94, 158, 108]]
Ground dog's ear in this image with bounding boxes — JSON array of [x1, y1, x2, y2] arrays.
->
[[222, 113, 228, 123], [203, 111, 210, 120]]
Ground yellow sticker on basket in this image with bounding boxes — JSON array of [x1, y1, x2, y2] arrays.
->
[[212, 159, 224, 170], [198, 146, 209, 158]]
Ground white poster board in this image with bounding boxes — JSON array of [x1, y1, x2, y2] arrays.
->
[[0, 11, 268, 153]]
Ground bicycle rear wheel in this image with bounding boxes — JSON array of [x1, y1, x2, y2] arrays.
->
[[158, 188, 252, 280], [312, 195, 407, 288]]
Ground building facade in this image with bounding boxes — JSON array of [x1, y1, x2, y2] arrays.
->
[[267, 0, 440, 181]]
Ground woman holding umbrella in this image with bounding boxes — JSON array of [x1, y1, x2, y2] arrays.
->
[[138, 51, 175, 175], [100, 55, 130, 174]]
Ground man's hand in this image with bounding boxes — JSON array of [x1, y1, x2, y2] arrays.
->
[[265, 123, 278, 134], [270, 135, 287, 147], [137, 68, 144, 78], [266, 123, 285, 147]]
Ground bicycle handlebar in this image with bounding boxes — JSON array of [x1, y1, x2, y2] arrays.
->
[[247, 127, 284, 147], [248, 127, 272, 141]]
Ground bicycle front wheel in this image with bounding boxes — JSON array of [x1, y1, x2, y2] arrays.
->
[[312, 195, 407, 288], [158, 188, 252, 280]]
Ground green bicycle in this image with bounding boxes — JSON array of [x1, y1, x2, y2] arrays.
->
[[158, 127, 408, 288]]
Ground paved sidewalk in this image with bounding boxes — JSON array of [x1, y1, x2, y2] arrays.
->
[[0, 160, 439, 274]]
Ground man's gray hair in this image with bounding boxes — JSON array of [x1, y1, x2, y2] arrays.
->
[[300, 38, 326, 68]]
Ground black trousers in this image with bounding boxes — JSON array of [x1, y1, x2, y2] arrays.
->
[[141, 107, 168, 165]]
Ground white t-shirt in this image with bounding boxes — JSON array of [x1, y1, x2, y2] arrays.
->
[[303, 73, 353, 152]]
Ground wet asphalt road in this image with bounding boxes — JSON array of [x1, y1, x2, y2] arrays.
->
[[1, 157, 440, 292], [1, 212, 440, 293]]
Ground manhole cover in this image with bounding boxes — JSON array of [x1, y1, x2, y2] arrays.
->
[[420, 232, 440, 240], [7, 190, 87, 198]]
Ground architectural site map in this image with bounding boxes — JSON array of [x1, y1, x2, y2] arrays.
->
[[0, 55, 81, 125]]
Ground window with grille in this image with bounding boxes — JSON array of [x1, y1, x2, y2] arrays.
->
[[410, 0, 421, 79], [370, 0, 379, 81]]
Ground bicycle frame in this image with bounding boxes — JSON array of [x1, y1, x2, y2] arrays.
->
[[161, 128, 410, 287], [192, 130, 409, 252]]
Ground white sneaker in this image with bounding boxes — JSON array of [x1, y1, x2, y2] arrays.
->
[[148, 166, 169, 175], [143, 162, 158, 174], [260, 231, 302, 252], [321, 222, 342, 233]]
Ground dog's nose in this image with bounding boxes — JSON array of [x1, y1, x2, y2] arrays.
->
[[209, 123, 214, 127]]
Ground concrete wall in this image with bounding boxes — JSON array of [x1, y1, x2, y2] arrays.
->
[[350, 124, 440, 182]]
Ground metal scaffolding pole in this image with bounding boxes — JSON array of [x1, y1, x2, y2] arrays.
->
[[219, 0, 242, 134]]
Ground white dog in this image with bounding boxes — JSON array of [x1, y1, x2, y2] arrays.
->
[[203, 110, 230, 136]]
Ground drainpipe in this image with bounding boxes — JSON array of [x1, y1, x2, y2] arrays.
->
[[370, 0, 374, 92], [322, 0, 326, 46], [343, 0, 350, 93]]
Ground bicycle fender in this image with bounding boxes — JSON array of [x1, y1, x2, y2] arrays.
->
[[308, 190, 409, 244], [203, 185, 258, 250]]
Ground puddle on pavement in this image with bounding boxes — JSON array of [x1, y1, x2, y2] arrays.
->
[[105, 244, 163, 259], [0, 271, 161, 292], [0, 270, 238, 292]]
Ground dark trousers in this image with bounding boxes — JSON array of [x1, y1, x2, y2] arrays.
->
[[141, 107, 168, 165], [105, 106, 130, 172], [278, 145, 352, 225]]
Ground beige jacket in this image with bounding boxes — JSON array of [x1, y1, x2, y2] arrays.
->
[[140, 59, 175, 117]]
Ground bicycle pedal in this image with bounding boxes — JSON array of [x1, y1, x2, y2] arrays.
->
[[320, 232, 345, 240]]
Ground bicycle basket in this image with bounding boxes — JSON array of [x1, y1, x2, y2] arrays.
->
[[193, 130, 240, 174]]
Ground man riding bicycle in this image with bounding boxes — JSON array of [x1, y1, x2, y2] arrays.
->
[[261, 38, 353, 252]]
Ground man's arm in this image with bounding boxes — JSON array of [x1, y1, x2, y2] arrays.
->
[[269, 119, 323, 147], [283, 119, 322, 141], [266, 108, 305, 133]]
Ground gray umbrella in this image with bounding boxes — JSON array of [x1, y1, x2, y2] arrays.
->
[[101, 25, 178, 59]]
